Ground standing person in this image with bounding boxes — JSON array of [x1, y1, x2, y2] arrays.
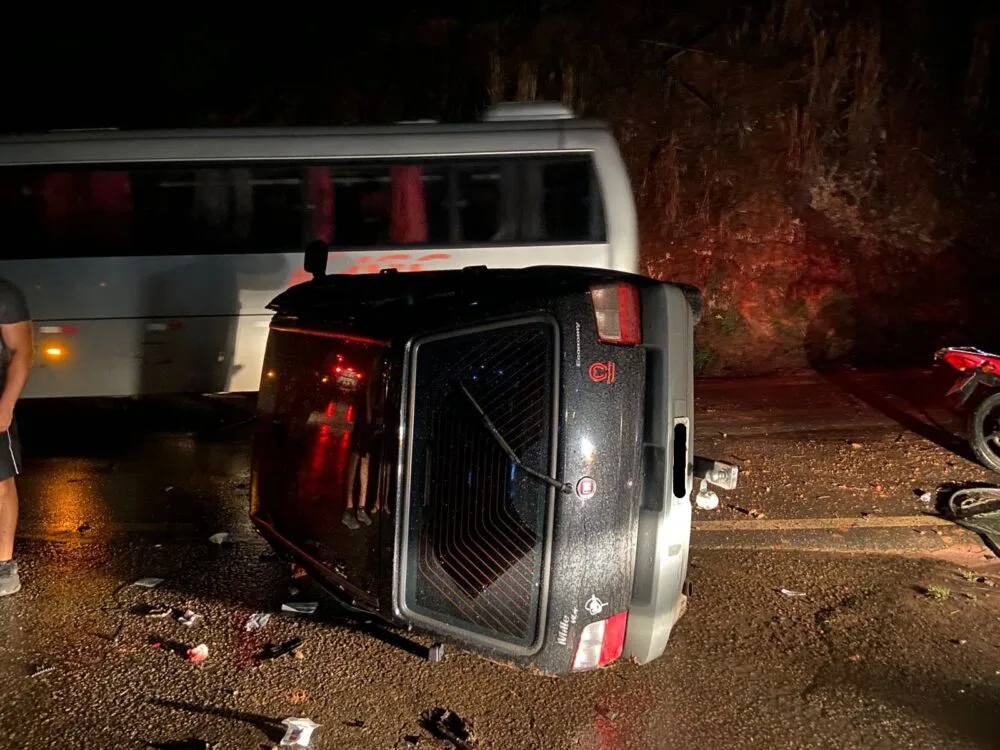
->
[[0, 278, 32, 596]]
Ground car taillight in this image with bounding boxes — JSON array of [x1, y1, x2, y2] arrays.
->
[[571, 611, 628, 672], [590, 283, 641, 345]]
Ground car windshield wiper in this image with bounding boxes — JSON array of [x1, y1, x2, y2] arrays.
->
[[456, 380, 571, 495]]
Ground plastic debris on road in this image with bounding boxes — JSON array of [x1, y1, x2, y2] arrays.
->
[[245, 612, 272, 632], [261, 638, 304, 661], [420, 708, 479, 750], [279, 718, 320, 748], [777, 588, 808, 599], [186, 644, 209, 663], [919, 491, 934, 503], [281, 602, 319, 615], [134, 604, 172, 619], [132, 577, 165, 589], [178, 609, 201, 627], [208, 532, 231, 545], [695, 479, 720, 511]]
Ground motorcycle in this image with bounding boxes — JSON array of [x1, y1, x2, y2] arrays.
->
[[935, 346, 1000, 474]]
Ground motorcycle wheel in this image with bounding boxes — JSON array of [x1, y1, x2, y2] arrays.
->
[[968, 391, 1000, 474]]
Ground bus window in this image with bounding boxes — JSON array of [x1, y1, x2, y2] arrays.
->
[[306, 167, 335, 245], [389, 166, 428, 244], [88, 171, 133, 251], [543, 159, 598, 242], [0, 154, 606, 259]]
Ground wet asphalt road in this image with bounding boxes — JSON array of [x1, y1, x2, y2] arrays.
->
[[2, 374, 1000, 749]]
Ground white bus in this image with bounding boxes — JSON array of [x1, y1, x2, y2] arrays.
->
[[0, 102, 637, 398]]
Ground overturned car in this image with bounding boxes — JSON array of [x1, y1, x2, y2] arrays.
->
[[249, 257, 736, 676]]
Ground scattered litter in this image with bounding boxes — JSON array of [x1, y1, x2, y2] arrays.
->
[[282, 602, 318, 615], [288, 689, 308, 705], [695, 482, 719, 511], [30, 666, 56, 678], [280, 717, 321, 748], [847, 654, 863, 663], [186, 644, 209, 663], [288, 587, 301, 597], [419, 708, 478, 750], [291, 565, 308, 580], [777, 588, 808, 599], [245, 613, 272, 632], [208, 532, 231, 545], [132, 577, 165, 589], [872, 481, 885, 495], [850, 442, 863, 450], [164, 486, 174, 492], [178, 609, 201, 627], [950, 639, 968, 646], [728, 505, 766, 520], [261, 638, 305, 661], [919, 491, 933, 504], [344, 719, 365, 729], [148, 740, 217, 750], [143, 606, 173, 619]]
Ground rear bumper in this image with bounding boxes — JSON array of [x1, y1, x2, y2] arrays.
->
[[623, 283, 696, 664]]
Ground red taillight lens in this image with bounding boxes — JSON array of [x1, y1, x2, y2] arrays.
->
[[590, 283, 641, 345], [571, 611, 628, 672]]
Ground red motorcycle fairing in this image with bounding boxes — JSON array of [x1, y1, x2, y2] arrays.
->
[[935, 347, 1000, 406]]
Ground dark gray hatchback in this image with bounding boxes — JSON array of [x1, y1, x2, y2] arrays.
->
[[250, 263, 737, 676]]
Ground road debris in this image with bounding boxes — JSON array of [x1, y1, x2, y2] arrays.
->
[[918, 491, 933, 503], [695, 479, 719, 511], [728, 504, 766, 519], [288, 689, 308, 705], [260, 637, 305, 661], [282, 602, 318, 615], [245, 612, 272, 632], [419, 708, 479, 750], [30, 666, 56, 678], [279, 717, 321, 748], [777, 588, 808, 599], [133, 604, 172, 619], [178, 609, 201, 627], [132, 577, 165, 589], [291, 565, 308, 580], [148, 740, 218, 750], [208, 532, 231, 545], [186, 644, 209, 663]]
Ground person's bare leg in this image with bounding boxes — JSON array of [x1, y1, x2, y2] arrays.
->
[[342, 452, 360, 529], [0, 478, 20, 595], [0, 478, 17, 561], [355, 455, 372, 526]]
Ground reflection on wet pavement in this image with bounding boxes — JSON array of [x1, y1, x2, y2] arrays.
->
[[1, 394, 999, 748], [15, 397, 255, 541]]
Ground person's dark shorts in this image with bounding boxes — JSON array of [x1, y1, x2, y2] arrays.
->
[[350, 419, 376, 456], [0, 420, 21, 482]]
